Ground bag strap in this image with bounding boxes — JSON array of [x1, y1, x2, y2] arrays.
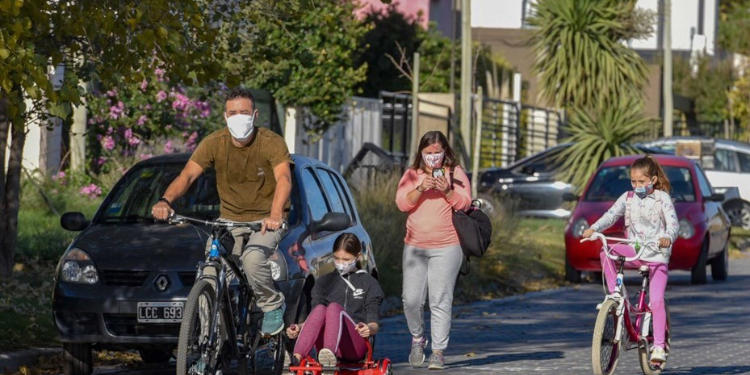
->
[[625, 191, 633, 229]]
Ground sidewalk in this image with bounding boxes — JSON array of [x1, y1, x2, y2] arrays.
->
[[0, 347, 60, 374]]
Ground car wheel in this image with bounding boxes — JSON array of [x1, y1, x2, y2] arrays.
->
[[690, 239, 709, 284], [63, 343, 92, 375], [565, 256, 581, 283], [710, 242, 729, 282], [725, 200, 750, 230], [139, 348, 174, 363]]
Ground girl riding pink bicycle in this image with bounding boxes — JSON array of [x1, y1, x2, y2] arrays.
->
[[582, 155, 679, 365]]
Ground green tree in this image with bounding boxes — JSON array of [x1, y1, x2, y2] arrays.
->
[[718, 0, 750, 55], [220, 0, 369, 133], [673, 55, 734, 124], [0, 0, 221, 277], [528, 0, 649, 109], [557, 98, 650, 189], [529, 0, 653, 189]]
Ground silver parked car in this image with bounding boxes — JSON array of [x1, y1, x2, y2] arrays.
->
[[640, 137, 750, 229]]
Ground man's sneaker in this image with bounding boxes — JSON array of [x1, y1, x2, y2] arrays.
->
[[261, 304, 286, 335], [650, 346, 666, 363], [317, 348, 337, 368], [409, 336, 428, 367], [428, 350, 445, 370]]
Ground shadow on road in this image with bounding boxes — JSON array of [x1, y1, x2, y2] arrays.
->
[[667, 365, 750, 374], [446, 350, 565, 367]]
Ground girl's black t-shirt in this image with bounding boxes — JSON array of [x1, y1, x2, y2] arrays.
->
[[311, 270, 384, 324]]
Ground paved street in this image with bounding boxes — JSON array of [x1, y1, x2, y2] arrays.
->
[[85, 254, 750, 375], [375, 254, 750, 375]]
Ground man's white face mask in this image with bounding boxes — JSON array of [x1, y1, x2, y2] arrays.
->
[[225, 113, 255, 140]]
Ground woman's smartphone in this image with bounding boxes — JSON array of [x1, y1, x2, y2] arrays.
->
[[432, 168, 445, 178]]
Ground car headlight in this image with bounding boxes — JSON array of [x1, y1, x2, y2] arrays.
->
[[678, 219, 694, 239], [60, 248, 99, 284], [571, 218, 589, 238]]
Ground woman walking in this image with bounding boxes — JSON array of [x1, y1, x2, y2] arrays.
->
[[395, 130, 472, 369]]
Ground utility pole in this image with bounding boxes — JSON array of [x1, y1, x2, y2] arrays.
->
[[411, 52, 420, 158], [460, 0, 472, 163], [471, 86, 483, 198], [663, 0, 673, 137]]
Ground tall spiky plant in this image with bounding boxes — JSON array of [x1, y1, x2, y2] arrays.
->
[[528, 0, 650, 109], [557, 98, 650, 190]]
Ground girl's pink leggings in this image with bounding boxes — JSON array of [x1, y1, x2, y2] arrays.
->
[[600, 244, 669, 348], [293, 303, 368, 362]]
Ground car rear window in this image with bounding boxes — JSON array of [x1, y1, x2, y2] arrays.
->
[[584, 165, 696, 202], [97, 164, 220, 223]]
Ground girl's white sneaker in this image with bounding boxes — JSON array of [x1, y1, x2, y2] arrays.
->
[[650, 347, 666, 363]]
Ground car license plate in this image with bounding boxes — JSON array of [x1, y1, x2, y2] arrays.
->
[[137, 301, 184, 323]]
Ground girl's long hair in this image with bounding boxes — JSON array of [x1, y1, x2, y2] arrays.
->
[[410, 131, 458, 171], [333, 232, 362, 257], [631, 155, 671, 192]]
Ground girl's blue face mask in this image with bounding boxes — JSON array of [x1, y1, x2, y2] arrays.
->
[[634, 184, 653, 198]]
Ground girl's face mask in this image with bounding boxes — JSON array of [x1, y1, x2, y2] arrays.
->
[[631, 173, 656, 198], [422, 152, 445, 169], [334, 259, 357, 275]]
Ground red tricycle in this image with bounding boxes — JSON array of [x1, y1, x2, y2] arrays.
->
[[288, 340, 393, 375]]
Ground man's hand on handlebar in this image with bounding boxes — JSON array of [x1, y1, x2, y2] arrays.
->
[[151, 201, 174, 221], [261, 216, 285, 234]]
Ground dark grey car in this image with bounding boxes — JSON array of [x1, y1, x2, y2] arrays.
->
[[53, 153, 378, 373], [477, 144, 669, 218]]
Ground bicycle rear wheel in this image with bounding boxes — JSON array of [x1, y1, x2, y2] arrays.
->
[[177, 279, 221, 375], [592, 299, 621, 375], [638, 305, 671, 375]]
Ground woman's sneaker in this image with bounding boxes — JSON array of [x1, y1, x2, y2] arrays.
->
[[317, 348, 337, 368], [428, 350, 445, 370], [409, 337, 428, 367], [650, 346, 667, 363]]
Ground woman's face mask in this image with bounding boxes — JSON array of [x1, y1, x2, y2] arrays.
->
[[225, 113, 255, 140], [334, 259, 357, 275], [422, 152, 445, 169]]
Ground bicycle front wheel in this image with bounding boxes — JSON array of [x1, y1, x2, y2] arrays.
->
[[592, 299, 621, 375], [177, 279, 219, 375]]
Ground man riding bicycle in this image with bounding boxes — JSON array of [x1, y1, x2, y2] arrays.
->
[[151, 87, 292, 336]]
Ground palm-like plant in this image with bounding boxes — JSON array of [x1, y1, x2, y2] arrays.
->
[[528, 0, 649, 109], [557, 98, 651, 190]]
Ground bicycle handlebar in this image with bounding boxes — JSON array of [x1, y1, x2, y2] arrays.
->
[[580, 232, 659, 262], [168, 213, 273, 232]]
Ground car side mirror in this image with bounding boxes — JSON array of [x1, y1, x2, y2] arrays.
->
[[61, 212, 89, 231], [521, 165, 535, 175], [562, 192, 580, 202], [310, 212, 351, 234], [708, 193, 725, 202]]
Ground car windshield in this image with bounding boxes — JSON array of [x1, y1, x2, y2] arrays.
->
[[97, 163, 219, 223], [584, 165, 696, 202]]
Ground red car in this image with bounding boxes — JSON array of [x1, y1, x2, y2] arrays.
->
[[564, 155, 731, 284]]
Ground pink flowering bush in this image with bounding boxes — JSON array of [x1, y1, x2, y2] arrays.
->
[[79, 183, 103, 199], [86, 63, 225, 173]]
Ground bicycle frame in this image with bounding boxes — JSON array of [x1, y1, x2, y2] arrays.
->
[[172, 215, 263, 370], [586, 233, 658, 349]]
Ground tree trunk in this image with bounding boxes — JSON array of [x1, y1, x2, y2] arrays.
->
[[0, 92, 26, 278]]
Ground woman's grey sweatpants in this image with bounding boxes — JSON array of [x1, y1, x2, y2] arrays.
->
[[402, 243, 463, 351]]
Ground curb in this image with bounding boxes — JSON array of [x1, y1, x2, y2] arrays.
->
[[0, 347, 60, 374]]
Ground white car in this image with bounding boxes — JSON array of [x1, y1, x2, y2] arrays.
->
[[641, 137, 750, 229]]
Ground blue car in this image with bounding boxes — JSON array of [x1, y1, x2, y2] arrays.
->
[[53, 153, 378, 374]]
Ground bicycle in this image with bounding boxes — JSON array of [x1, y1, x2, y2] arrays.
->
[[582, 232, 672, 375], [171, 214, 287, 375]]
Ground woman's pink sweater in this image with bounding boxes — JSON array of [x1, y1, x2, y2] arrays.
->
[[395, 166, 472, 249]]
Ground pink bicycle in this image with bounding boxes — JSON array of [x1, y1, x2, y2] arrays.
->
[[582, 233, 672, 375]]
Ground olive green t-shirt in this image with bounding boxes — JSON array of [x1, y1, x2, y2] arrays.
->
[[189, 127, 292, 222]]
